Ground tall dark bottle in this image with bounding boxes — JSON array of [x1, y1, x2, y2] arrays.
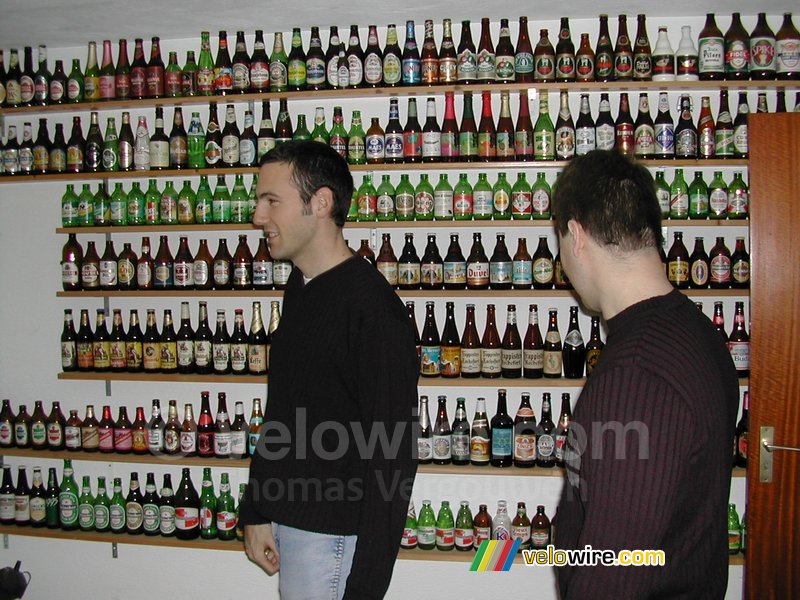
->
[[490, 389, 513, 467], [554, 393, 572, 467], [513, 394, 537, 468], [501, 305, 522, 378], [460, 305, 481, 379], [174, 468, 200, 539], [734, 391, 749, 468], [523, 304, 544, 379], [536, 394, 556, 468], [562, 307, 586, 378], [724, 13, 751, 80], [419, 301, 440, 377], [585, 316, 605, 375], [480, 304, 501, 378], [440, 302, 461, 378]]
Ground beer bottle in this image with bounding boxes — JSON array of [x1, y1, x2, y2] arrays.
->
[[688, 171, 710, 219], [403, 98, 422, 163], [459, 91, 478, 161], [514, 393, 537, 468], [633, 93, 655, 159], [148, 107, 170, 170], [493, 500, 512, 540], [533, 92, 555, 160], [49, 123, 67, 173], [725, 13, 751, 80], [432, 396, 452, 464], [435, 500, 456, 551], [732, 94, 750, 159], [146, 399, 165, 454], [0, 401, 13, 450], [47, 57, 66, 105], [676, 26, 700, 81], [614, 15, 634, 80], [615, 93, 634, 156], [131, 407, 148, 454], [402, 21, 421, 86], [211, 310, 231, 374], [484, 18, 512, 83], [145, 37, 165, 98], [523, 305, 545, 379], [670, 169, 689, 219], [92, 309, 111, 372], [163, 400, 181, 455], [225, 31, 250, 93], [192, 303, 213, 374], [688, 237, 711, 289], [728, 172, 749, 218], [43, 468, 61, 529], [141, 473, 161, 536], [575, 33, 595, 82], [214, 392, 232, 458], [450, 501, 474, 551], [652, 26, 675, 81], [562, 307, 586, 378], [531, 505, 551, 548], [575, 94, 596, 155], [374, 233, 398, 288], [123, 471, 145, 535], [477, 90, 498, 159], [593, 93, 615, 150], [776, 13, 800, 80], [631, 14, 652, 80], [75, 309, 94, 372], [384, 99, 403, 164], [420, 235, 443, 289], [93, 404, 113, 453], [64, 56, 84, 104], [728, 302, 750, 376], [61, 233, 83, 292], [29, 468, 46, 527], [75, 474, 94, 531], [252, 237, 274, 291], [365, 118, 385, 165], [247, 301, 268, 375], [515, 16, 535, 82], [501, 305, 522, 378], [229, 309, 249, 375], [230, 402, 248, 460], [417, 395, 432, 464], [126, 309, 144, 372], [381, 24, 402, 87], [554, 393, 573, 467], [216, 473, 236, 540], [460, 305, 481, 378], [114, 406, 133, 454], [514, 91, 534, 160], [0, 466, 15, 525], [473, 503, 493, 547], [473, 173, 493, 219], [534, 29, 556, 82], [212, 237, 233, 289], [175, 468, 200, 540], [552, 18, 576, 82], [595, 14, 615, 81], [731, 237, 750, 289], [511, 173, 533, 221], [532, 236, 554, 290], [159, 474, 176, 537], [58, 459, 79, 530], [197, 391, 215, 457], [511, 237, 533, 291], [343, 25, 364, 89], [585, 316, 605, 375], [163, 51, 181, 97], [417, 500, 436, 550], [710, 237, 732, 289], [667, 232, 690, 289], [248, 399, 264, 456], [536, 394, 557, 468], [451, 399, 470, 465], [470, 398, 490, 466], [152, 235, 173, 289], [179, 403, 197, 457], [481, 304, 502, 378], [490, 233, 512, 288], [203, 102, 223, 167], [422, 98, 441, 163], [728, 504, 741, 554], [419, 302, 441, 377], [699, 14, 725, 80], [472, 18, 495, 84], [393, 232, 420, 289], [231, 234, 253, 290], [510, 502, 531, 550], [250, 30, 270, 92], [32, 118, 51, 175], [401, 500, 418, 549], [555, 90, 576, 160], [457, 20, 477, 83], [735, 392, 749, 468], [453, 174, 473, 220], [182, 51, 198, 97], [44, 401, 65, 451], [104, 477, 125, 534], [363, 25, 383, 87], [750, 13, 776, 79], [141, 309, 161, 373], [543, 309, 562, 378], [439, 19, 458, 84]]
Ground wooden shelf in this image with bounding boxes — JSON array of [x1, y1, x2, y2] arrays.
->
[[0, 79, 793, 117], [57, 290, 284, 298], [57, 372, 267, 384], [0, 526, 748, 565], [0, 447, 250, 468]]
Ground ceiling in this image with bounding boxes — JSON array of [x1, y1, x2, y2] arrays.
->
[[0, 0, 795, 48]]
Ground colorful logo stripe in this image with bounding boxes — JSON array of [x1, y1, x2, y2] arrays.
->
[[469, 540, 521, 571]]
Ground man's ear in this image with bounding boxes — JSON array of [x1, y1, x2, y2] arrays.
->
[[567, 219, 585, 256], [311, 186, 335, 219]]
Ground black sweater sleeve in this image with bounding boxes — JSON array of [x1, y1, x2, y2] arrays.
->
[[343, 304, 419, 600]]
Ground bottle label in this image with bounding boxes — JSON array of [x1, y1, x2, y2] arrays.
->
[[750, 38, 776, 70], [733, 260, 750, 284], [690, 260, 709, 286], [576, 55, 594, 79], [421, 262, 443, 287], [433, 433, 451, 461], [733, 125, 748, 156], [0, 423, 11, 445], [515, 433, 537, 462], [512, 191, 532, 216], [476, 50, 496, 79], [543, 349, 562, 376], [453, 191, 473, 217], [381, 54, 401, 84], [490, 261, 512, 285], [728, 190, 748, 215], [457, 50, 477, 79], [217, 509, 236, 531], [668, 261, 689, 284], [461, 348, 481, 375], [537, 433, 556, 458], [493, 189, 510, 214], [532, 529, 550, 547], [77, 501, 94, 528], [347, 56, 363, 86], [114, 428, 132, 451], [726, 41, 750, 71], [710, 255, 731, 283], [180, 430, 197, 454], [533, 258, 553, 284], [699, 38, 725, 72], [440, 346, 461, 376], [443, 261, 466, 285], [467, 261, 489, 286], [59, 491, 79, 525], [106, 504, 124, 530], [776, 38, 800, 73], [418, 437, 432, 461], [677, 54, 699, 77], [512, 260, 533, 286], [501, 348, 522, 371], [29, 496, 46, 523], [158, 505, 175, 534], [62, 262, 80, 285], [531, 188, 550, 215], [728, 342, 750, 371], [142, 503, 160, 532], [515, 52, 534, 74], [420, 346, 441, 375], [473, 190, 493, 216], [716, 129, 734, 156], [512, 525, 531, 545], [175, 507, 199, 530], [534, 55, 555, 80], [470, 434, 490, 462], [675, 129, 698, 157], [481, 348, 501, 374]]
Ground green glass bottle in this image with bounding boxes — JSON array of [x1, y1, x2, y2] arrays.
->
[[58, 459, 79, 530], [728, 503, 741, 554], [455, 500, 474, 551], [197, 32, 215, 95], [473, 172, 493, 220], [414, 174, 435, 220], [357, 174, 377, 222], [235, 483, 247, 542], [144, 178, 161, 225], [376, 175, 396, 221], [67, 58, 84, 103], [230, 173, 249, 223], [83, 42, 100, 101], [165, 51, 182, 97], [531, 172, 552, 220], [212, 175, 231, 223], [740, 512, 746, 555], [435, 500, 455, 551], [109, 477, 126, 534], [182, 51, 199, 97], [187, 111, 206, 168], [329, 106, 349, 157], [216, 473, 237, 541], [492, 172, 512, 219], [177, 180, 196, 224], [511, 172, 532, 219], [453, 173, 474, 220], [346, 187, 358, 222], [310, 107, 330, 143], [61, 184, 80, 227], [653, 168, 671, 218], [347, 110, 366, 165], [199, 467, 218, 540], [160, 180, 179, 225], [109, 182, 128, 226], [102, 117, 120, 172], [93, 476, 111, 533], [708, 171, 729, 219], [293, 114, 312, 141], [269, 32, 289, 93], [417, 499, 436, 550], [93, 183, 111, 225], [401, 499, 418, 549], [669, 168, 689, 219], [77, 183, 95, 227], [727, 172, 749, 219], [126, 181, 146, 225], [395, 174, 415, 221], [45, 468, 60, 529], [287, 28, 307, 89], [533, 92, 555, 161], [248, 175, 258, 218], [434, 174, 454, 220], [459, 91, 478, 160], [195, 175, 213, 224], [141, 472, 161, 536], [688, 171, 709, 219], [77, 475, 95, 531]]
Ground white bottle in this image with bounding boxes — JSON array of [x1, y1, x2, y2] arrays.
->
[[676, 25, 700, 81], [652, 27, 676, 82], [133, 116, 150, 171], [492, 500, 513, 540]]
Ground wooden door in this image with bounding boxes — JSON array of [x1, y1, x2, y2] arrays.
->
[[748, 112, 800, 599]]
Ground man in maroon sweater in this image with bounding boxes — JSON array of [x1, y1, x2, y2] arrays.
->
[[552, 150, 739, 599]]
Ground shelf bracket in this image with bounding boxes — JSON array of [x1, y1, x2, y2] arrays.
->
[[370, 227, 378, 252], [3, 534, 8, 549], [111, 542, 118, 558]]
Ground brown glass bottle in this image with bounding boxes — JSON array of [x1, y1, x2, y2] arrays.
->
[[542, 309, 562, 378], [194, 302, 213, 375], [689, 237, 710, 289], [615, 93, 634, 155], [75, 309, 94, 372], [116, 243, 137, 291], [480, 304, 501, 379], [515, 17, 534, 83], [159, 309, 178, 374], [141, 309, 160, 373], [533, 29, 556, 82], [406, 301, 421, 369], [420, 235, 443, 290], [136, 237, 154, 290], [439, 302, 461, 378], [776, 13, 800, 80], [80, 240, 100, 290], [171, 236, 193, 290], [153, 235, 174, 289], [421, 19, 439, 85], [109, 309, 127, 372], [92, 309, 111, 372], [595, 14, 615, 81], [81, 405, 100, 452], [728, 302, 750, 376], [213, 238, 233, 290], [724, 13, 751, 80], [501, 305, 522, 378], [62, 233, 83, 292], [125, 310, 143, 372], [130, 407, 148, 454], [667, 232, 690, 289], [575, 33, 595, 82], [532, 236, 554, 290], [698, 13, 725, 80], [633, 14, 652, 80], [709, 236, 732, 289], [554, 18, 576, 82], [420, 301, 441, 378], [562, 307, 586, 379], [731, 237, 750, 289], [146, 37, 165, 98], [375, 233, 398, 288], [231, 234, 253, 290], [750, 13, 776, 80], [614, 15, 634, 80], [460, 304, 481, 378], [585, 316, 604, 375], [466, 232, 489, 290], [398, 233, 421, 290]]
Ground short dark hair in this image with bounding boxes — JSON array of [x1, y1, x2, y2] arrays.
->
[[552, 150, 663, 251], [259, 141, 353, 227]]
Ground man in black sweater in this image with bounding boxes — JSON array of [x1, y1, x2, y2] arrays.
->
[[240, 141, 418, 599], [552, 150, 739, 599]]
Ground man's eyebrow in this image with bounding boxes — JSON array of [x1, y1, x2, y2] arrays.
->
[[258, 191, 278, 200]]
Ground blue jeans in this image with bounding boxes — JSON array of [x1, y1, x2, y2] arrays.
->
[[273, 522, 357, 600]]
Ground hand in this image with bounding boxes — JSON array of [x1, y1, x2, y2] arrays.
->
[[245, 523, 280, 575]]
